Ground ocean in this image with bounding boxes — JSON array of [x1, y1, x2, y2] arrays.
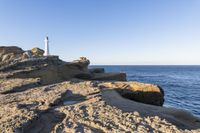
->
[[90, 65, 200, 117]]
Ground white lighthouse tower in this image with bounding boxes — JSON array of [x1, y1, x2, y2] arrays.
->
[[44, 36, 50, 56]]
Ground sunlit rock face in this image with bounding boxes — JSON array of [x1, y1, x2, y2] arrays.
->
[[31, 47, 44, 57], [0, 46, 126, 84], [0, 46, 200, 132], [0, 80, 199, 132]]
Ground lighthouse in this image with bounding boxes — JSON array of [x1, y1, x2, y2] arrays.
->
[[44, 36, 50, 56]]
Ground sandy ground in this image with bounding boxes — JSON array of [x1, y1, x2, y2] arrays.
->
[[0, 79, 200, 133]]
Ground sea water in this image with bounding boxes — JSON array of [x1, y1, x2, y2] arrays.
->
[[90, 65, 200, 117]]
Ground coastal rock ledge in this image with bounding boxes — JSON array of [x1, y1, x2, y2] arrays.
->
[[0, 46, 199, 133]]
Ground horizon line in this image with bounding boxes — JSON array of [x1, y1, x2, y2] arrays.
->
[[90, 64, 200, 66]]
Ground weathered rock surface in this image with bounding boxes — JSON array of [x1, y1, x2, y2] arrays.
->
[[0, 47, 127, 83], [0, 46, 45, 68], [0, 46, 24, 67], [99, 82, 164, 106], [31, 47, 44, 57], [0, 56, 92, 84], [0, 80, 199, 133], [0, 46, 24, 58], [0, 46, 200, 132]]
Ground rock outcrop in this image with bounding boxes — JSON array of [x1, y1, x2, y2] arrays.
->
[[0, 46, 24, 58], [99, 82, 164, 106], [0, 80, 199, 133], [0, 46, 24, 67], [31, 47, 44, 57], [0, 47, 126, 84], [0, 46, 199, 132], [0, 46, 45, 68]]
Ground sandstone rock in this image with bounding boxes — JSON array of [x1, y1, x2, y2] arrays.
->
[[0, 46, 199, 132], [92, 73, 127, 81], [0, 47, 25, 68], [31, 47, 44, 56], [73, 57, 90, 71], [0, 80, 199, 132], [89, 68, 105, 73], [0, 47, 127, 84], [0, 46, 24, 61], [0, 46, 24, 56], [99, 82, 164, 106], [22, 51, 32, 60], [3, 56, 91, 84], [1, 53, 13, 61]]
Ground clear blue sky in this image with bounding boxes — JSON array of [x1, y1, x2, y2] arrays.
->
[[0, 0, 200, 65]]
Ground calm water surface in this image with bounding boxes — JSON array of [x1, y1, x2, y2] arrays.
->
[[90, 65, 200, 117]]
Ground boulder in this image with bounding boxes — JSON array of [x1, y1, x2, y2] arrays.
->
[[92, 73, 127, 81], [99, 82, 164, 106], [31, 47, 44, 57], [89, 68, 105, 73]]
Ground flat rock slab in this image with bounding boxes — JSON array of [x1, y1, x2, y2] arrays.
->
[[0, 80, 199, 133]]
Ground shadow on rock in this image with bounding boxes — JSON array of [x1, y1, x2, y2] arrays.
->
[[115, 88, 164, 106], [16, 90, 86, 133], [18, 109, 66, 133], [49, 90, 86, 107], [1, 81, 41, 94], [101, 89, 200, 130]]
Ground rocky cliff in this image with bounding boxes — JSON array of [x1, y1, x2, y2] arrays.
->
[[0, 46, 199, 133], [0, 47, 126, 83]]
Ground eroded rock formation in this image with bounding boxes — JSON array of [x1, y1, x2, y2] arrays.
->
[[0, 80, 199, 133], [31, 47, 44, 57], [99, 82, 164, 106], [0, 46, 24, 67], [0, 47, 127, 84], [0, 46, 199, 133]]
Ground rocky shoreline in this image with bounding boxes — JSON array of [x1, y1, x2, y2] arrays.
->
[[0, 46, 200, 133]]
